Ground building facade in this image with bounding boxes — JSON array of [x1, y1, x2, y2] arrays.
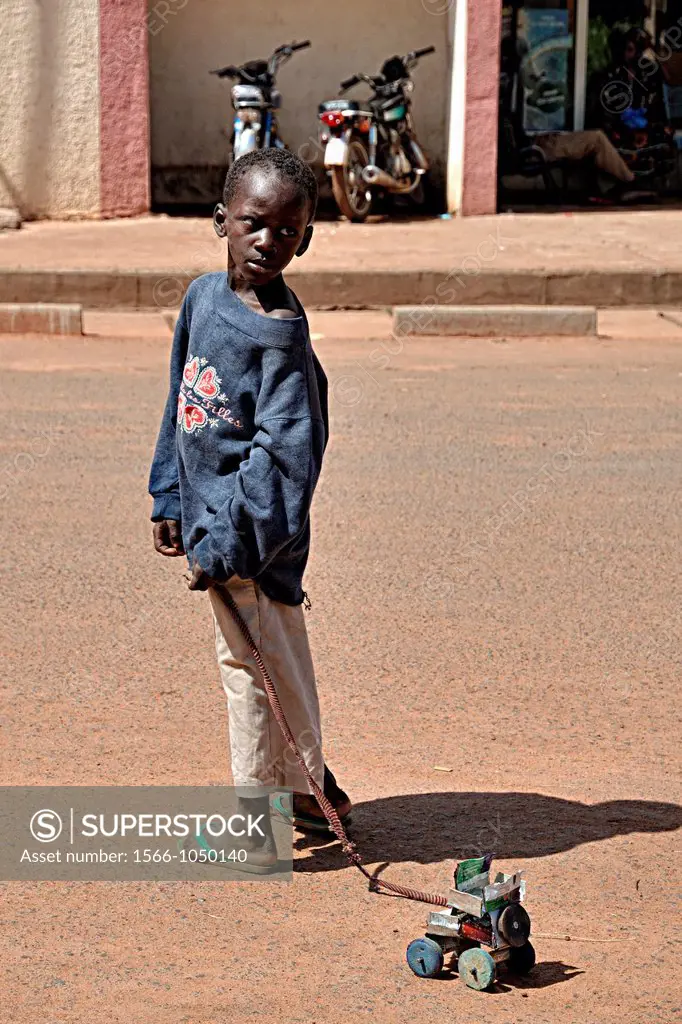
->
[[0, 0, 501, 219], [0, 0, 148, 219]]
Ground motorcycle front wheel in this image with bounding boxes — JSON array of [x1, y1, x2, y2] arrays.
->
[[330, 138, 372, 222]]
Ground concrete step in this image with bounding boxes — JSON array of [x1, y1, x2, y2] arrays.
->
[[3, 268, 682, 310], [394, 305, 598, 337], [0, 302, 82, 334]]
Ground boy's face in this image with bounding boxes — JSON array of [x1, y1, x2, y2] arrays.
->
[[214, 168, 313, 286]]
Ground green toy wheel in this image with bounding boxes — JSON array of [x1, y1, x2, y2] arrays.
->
[[457, 946, 496, 991], [406, 936, 444, 978], [509, 940, 536, 975]]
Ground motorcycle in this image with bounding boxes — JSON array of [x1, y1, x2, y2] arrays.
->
[[210, 40, 311, 163], [319, 46, 434, 221]]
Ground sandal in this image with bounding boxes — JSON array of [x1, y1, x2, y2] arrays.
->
[[272, 766, 352, 832]]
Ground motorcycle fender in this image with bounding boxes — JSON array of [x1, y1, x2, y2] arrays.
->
[[324, 137, 348, 167]]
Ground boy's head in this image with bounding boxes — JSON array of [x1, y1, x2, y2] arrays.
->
[[214, 149, 318, 286]]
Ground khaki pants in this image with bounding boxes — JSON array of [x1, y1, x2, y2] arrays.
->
[[536, 130, 635, 184], [209, 577, 325, 794]]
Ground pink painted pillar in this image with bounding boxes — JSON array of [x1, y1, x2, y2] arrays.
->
[[99, 0, 150, 217], [451, 0, 502, 216]]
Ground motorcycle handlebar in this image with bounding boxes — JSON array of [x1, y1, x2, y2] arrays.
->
[[274, 39, 311, 58], [340, 47, 434, 92], [270, 39, 311, 73], [214, 41, 310, 78]]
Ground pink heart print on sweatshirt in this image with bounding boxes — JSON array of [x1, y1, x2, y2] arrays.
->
[[183, 357, 200, 388], [195, 366, 219, 399], [178, 353, 242, 434], [183, 405, 207, 433]]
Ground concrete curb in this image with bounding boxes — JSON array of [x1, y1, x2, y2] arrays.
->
[[0, 208, 21, 231], [394, 304, 598, 337], [0, 303, 83, 335], [1, 269, 682, 311]]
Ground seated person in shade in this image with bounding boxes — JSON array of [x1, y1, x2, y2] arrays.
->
[[603, 27, 669, 134], [502, 105, 636, 197], [499, 35, 636, 199], [532, 127, 635, 187]]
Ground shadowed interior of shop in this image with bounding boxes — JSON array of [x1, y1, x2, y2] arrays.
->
[[498, 0, 682, 209]]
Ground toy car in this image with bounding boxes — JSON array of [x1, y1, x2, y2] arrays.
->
[[406, 854, 535, 991]]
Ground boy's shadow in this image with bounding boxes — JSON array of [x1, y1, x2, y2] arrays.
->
[[292, 791, 681, 870]]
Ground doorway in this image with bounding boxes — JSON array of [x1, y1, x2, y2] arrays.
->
[[498, 0, 682, 206]]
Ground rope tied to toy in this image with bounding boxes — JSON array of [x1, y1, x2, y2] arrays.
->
[[222, 587, 448, 908]]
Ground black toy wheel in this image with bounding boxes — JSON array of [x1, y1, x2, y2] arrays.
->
[[406, 936, 444, 978], [498, 903, 531, 948], [509, 940, 536, 975]]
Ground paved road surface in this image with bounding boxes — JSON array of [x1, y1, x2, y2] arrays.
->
[[0, 313, 680, 1023]]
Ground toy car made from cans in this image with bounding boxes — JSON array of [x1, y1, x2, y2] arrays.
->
[[406, 854, 535, 990]]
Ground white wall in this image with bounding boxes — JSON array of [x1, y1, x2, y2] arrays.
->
[[149, 0, 451, 204], [0, 0, 100, 218]]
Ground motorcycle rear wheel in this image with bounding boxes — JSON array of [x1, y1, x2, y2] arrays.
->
[[330, 138, 372, 222]]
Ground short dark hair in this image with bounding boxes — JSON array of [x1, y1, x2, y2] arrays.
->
[[223, 148, 318, 220]]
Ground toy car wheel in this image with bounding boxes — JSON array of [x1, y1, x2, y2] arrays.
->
[[498, 903, 531, 947], [406, 936, 444, 978], [457, 947, 496, 991], [509, 940, 536, 975]]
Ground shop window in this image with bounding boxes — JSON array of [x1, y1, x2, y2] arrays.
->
[[502, 2, 577, 132]]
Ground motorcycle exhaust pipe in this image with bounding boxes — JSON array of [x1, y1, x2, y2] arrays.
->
[[363, 164, 426, 194], [362, 165, 401, 189], [363, 164, 420, 195]]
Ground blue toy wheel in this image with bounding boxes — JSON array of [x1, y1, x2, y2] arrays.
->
[[406, 936, 444, 978], [457, 946, 496, 991]]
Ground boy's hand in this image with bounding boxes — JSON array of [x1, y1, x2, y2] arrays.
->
[[187, 562, 218, 591], [153, 519, 185, 557]]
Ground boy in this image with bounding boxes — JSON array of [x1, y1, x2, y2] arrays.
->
[[149, 149, 351, 870]]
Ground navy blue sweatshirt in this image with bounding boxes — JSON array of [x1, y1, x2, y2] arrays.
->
[[149, 272, 328, 606]]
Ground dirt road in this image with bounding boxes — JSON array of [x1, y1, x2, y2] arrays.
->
[[1, 313, 680, 1023]]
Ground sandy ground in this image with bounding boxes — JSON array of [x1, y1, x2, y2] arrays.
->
[[2, 209, 682, 273], [0, 312, 680, 1024]]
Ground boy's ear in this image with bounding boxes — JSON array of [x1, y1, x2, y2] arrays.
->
[[213, 203, 227, 238], [295, 224, 313, 258]]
